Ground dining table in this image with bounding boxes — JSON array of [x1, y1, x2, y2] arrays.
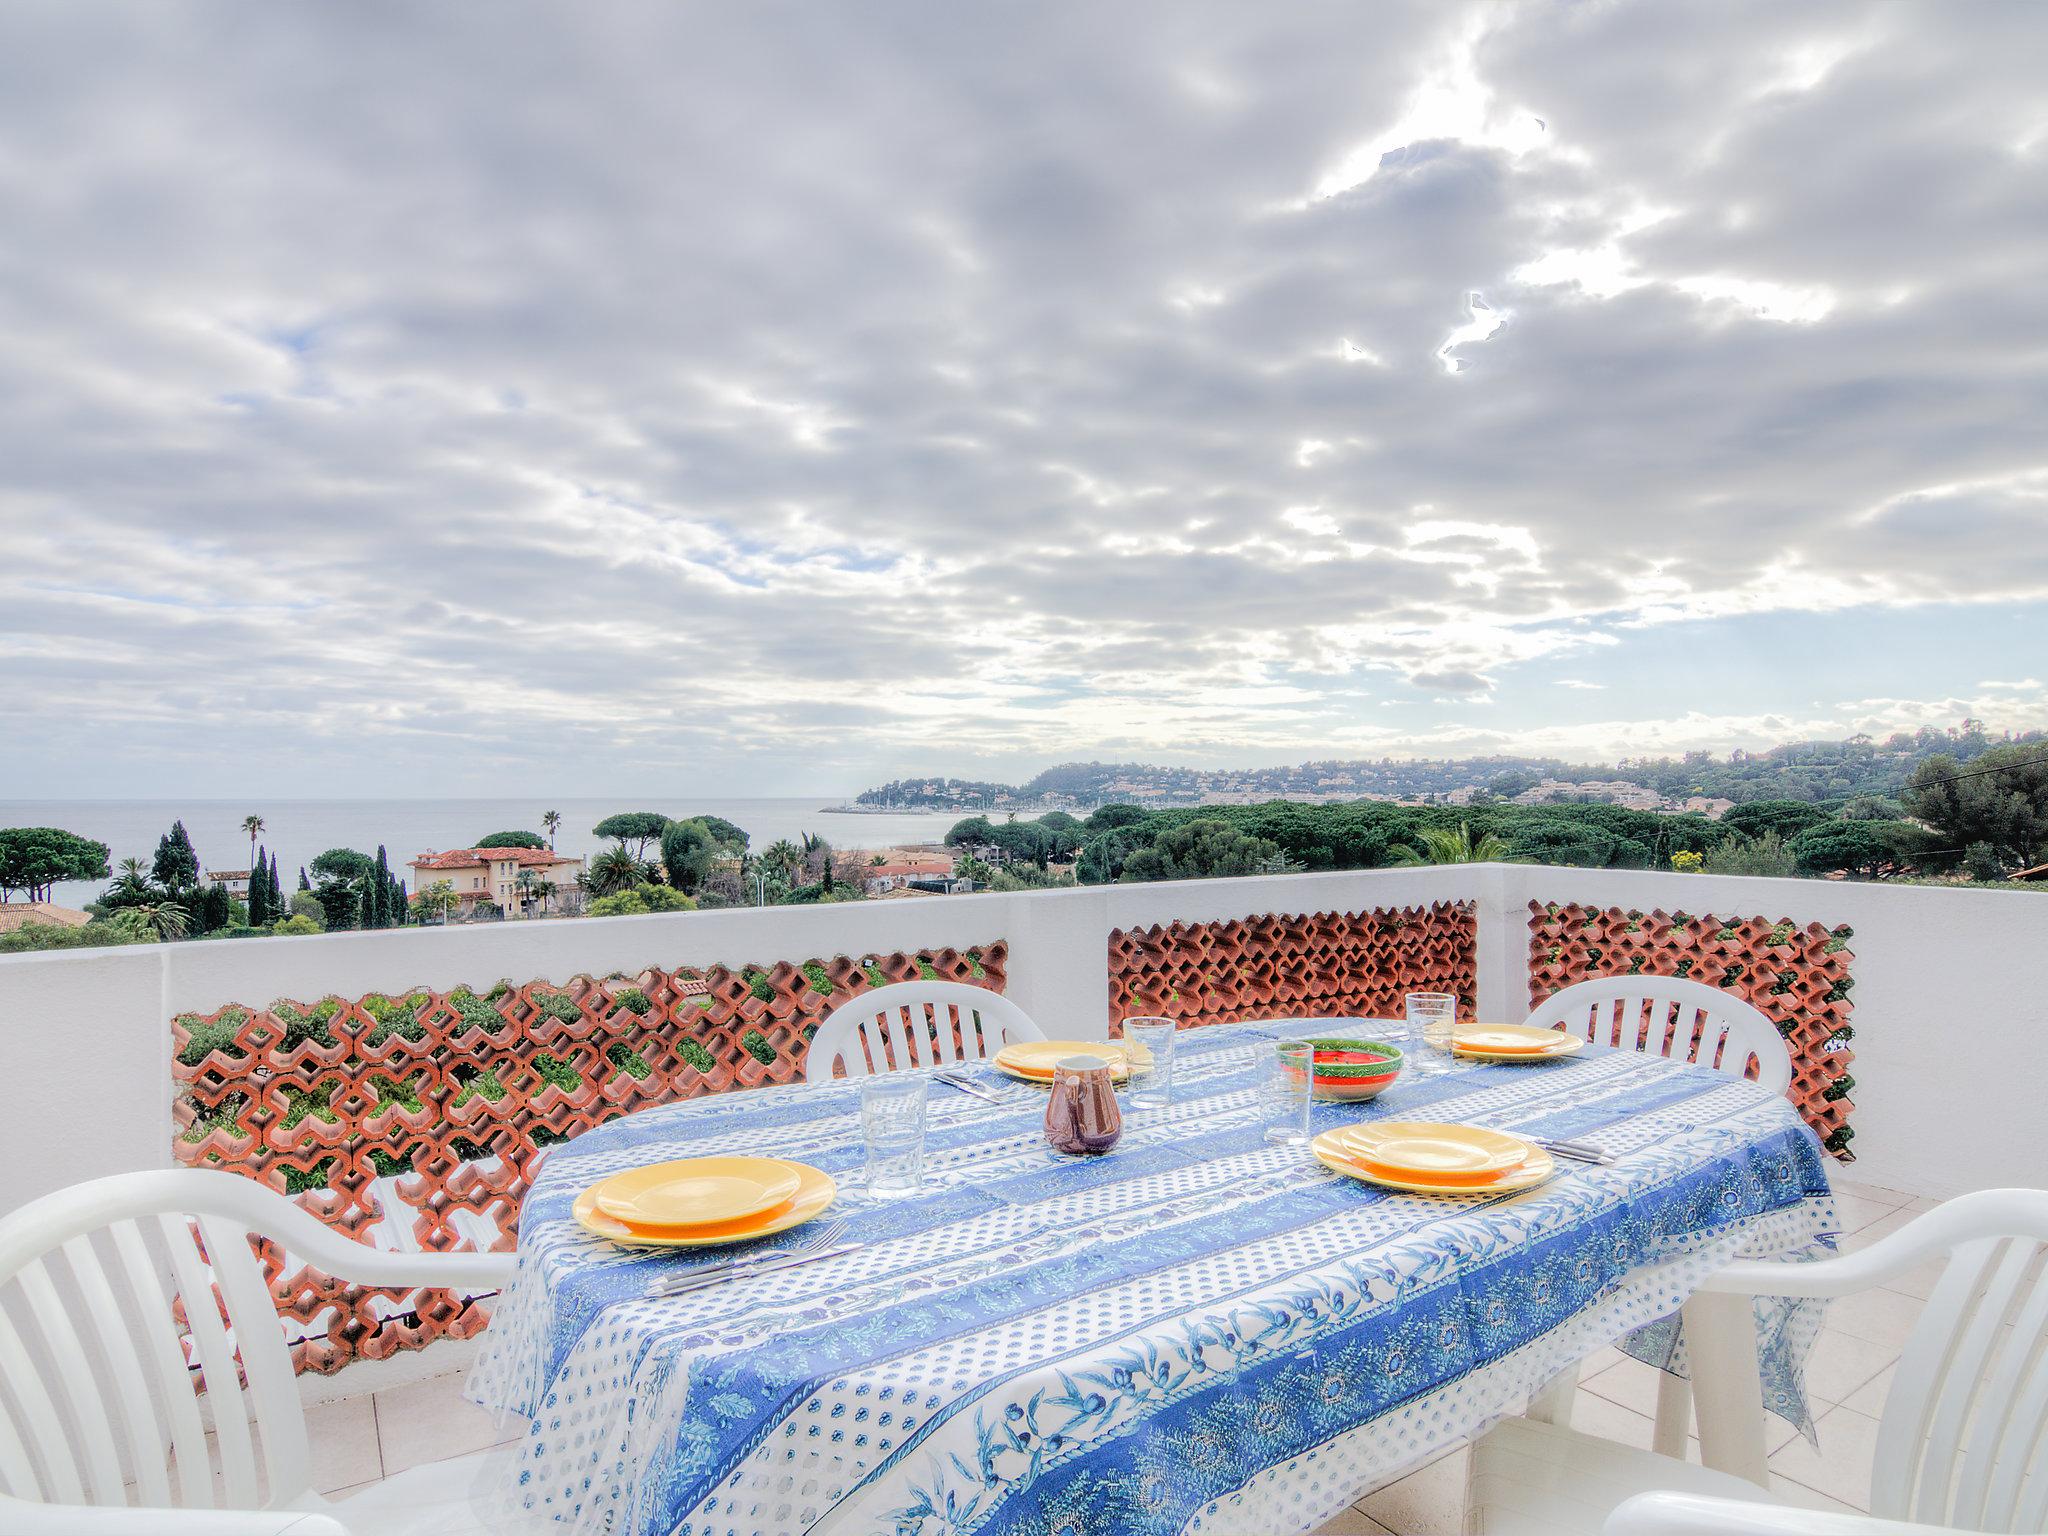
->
[[464, 1017, 1839, 1536]]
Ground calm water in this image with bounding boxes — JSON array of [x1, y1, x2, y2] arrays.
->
[[0, 797, 967, 910]]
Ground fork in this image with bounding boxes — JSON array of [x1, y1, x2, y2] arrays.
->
[[933, 1070, 1005, 1104], [644, 1218, 849, 1295]]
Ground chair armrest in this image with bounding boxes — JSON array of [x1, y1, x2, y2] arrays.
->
[[1605, 1492, 1967, 1536], [0, 1495, 349, 1536]]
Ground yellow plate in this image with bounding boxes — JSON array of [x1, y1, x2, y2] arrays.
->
[[1313, 1130, 1555, 1195], [1453, 1032, 1585, 1062], [574, 1162, 836, 1247], [1334, 1121, 1532, 1178], [1452, 1024, 1572, 1054], [993, 1040, 1132, 1083], [593, 1156, 805, 1228]]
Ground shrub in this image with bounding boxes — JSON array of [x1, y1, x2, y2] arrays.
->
[[634, 884, 696, 914], [588, 890, 651, 917], [677, 1039, 716, 1073], [740, 1029, 776, 1065]]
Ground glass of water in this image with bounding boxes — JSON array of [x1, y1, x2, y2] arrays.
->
[[1259, 1040, 1313, 1144], [860, 1074, 927, 1198], [1405, 992, 1458, 1070], [1123, 1017, 1177, 1109]]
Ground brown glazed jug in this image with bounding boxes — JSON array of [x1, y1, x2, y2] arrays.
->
[[1044, 1055, 1122, 1154]]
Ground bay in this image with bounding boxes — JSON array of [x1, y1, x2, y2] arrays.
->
[[0, 797, 967, 911]]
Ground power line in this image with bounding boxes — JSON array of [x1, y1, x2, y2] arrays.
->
[[1909, 749, 2048, 793]]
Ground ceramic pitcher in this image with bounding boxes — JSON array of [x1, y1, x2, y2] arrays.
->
[[1044, 1054, 1122, 1154]]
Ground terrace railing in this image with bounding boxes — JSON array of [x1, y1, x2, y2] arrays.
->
[[1, 863, 2040, 1384]]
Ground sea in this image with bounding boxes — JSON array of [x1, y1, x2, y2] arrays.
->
[[0, 798, 968, 911]]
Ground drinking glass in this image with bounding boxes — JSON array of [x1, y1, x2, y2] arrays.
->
[[1405, 992, 1458, 1071], [1122, 1017, 1177, 1109], [860, 1074, 927, 1197], [1259, 1040, 1313, 1144]]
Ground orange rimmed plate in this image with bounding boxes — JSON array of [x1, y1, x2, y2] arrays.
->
[[1452, 1025, 1584, 1062], [593, 1156, 804, 1228], [1334, 1122, 1533, 1182], [993, 1040, 1133, 1083], [1312, 1128, 1554, 1195], [575, 1161, 836, 1247]]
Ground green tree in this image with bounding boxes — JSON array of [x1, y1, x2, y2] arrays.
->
[[416, 880, 459, 924], [247, 849, 272, 926], [760, 839, 803, 882], [944, 816, 997, 847], [1120, 819, 1285, 882], [1083, 803, 1150, 833], [372, 846, 394, 927], [151, 820, 201, 893], [477, 830, 548, 849], [541, 809, 562, 848], [587, 845, 648, 896], [309, 848, 374, 930], [1720, 800, 1833, 842], [0, 827, 112, 902], [1787, 820, 1912, 879], [659, 818, 720, 892], [1903, 744, 2048, 867], [111, 900, 188, 943], [1390, 822, 1509, 865], [692, 815, 749, 851], [241, 814, 266, 873], [593, 812, 672, 859], [1704, 831, 1798, 878], [1502, 819, 1648, 869], [1077, 826, 1150, 884], [1962, 842, 2005, 881]]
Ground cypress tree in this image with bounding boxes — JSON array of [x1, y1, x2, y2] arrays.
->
[[372, 846, 391, 927], [248, 848, 270, 926], [390, 874, 408, 925], [152, 820, 200, 893], [299, 865, 311, 891]]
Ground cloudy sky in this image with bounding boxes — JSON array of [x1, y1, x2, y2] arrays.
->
[[3, 1, 2045, 798]]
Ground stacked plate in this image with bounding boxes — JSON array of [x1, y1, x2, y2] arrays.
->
[[992, 1039, 1138, 1084], [1312, 1121, 1555, 1195], [574, 1155, 836, 1247], [1449, 1024, 1584, 1063]]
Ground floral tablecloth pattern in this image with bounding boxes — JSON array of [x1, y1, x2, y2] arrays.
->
[[466, 1018, 1836, 1536]]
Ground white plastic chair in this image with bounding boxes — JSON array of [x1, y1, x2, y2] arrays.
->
[[804, 980, 1045, 1083], [1606, 1488, 1974, 1535], [1469, 1189, 2048, 1536], [1524, 975, 1794, 1095], [0, 1168, 515, 1535]]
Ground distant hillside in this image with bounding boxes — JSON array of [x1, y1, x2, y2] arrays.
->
[[855, 722, 2045, 811]]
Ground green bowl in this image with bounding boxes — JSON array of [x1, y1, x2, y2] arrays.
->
[[1286, 1037, 1405, 1101]]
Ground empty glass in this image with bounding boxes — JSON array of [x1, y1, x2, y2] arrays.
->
[[1123, 1017, 1177, 1109], [1259, 1040, 1313, 1144], [1406, 992, 1458, 1070], [859, 1074, 927, 1197]]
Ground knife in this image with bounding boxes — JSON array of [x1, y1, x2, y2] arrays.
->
[[648, 1242, 862, 1298]]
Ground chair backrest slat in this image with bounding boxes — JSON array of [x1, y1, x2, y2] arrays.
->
[[806, 982, 1047, 1083], [0, 1304, 81, 1503], [107, 1217, 213, 1508], [157, 1213, 263, 1508], [0, 1381, 40, 1501], [1524, 975, 1792, 1095], [1874, 1237, 1999, 1519], [16, 1258, 127, 1503], [1913, 1237, 2033, 1523], [1962, 1244, 2048, 1528], [57, 1232, 173, 1507], [197, 1214, 309, 1501]]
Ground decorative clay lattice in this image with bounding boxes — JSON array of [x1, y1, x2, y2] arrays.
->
[[1107, 903, 1479, 1031], [171, 943, 1004, 1373], [1528, 902, 1855, 1156]]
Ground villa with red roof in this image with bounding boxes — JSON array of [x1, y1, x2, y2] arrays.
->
[[407, 846, 585, 919]]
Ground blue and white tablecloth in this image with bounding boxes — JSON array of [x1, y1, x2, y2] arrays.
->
[[465, 1019, 1838, 1536]]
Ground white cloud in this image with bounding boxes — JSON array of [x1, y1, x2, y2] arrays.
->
[[0, 2, 2044, 795]]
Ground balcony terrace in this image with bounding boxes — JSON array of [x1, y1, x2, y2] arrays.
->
[[1, 862, 2040, 1533]]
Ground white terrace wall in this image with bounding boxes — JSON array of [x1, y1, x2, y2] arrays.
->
[[0, 861, 2039, 1216]]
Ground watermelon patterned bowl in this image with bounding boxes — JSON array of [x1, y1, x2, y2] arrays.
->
[[1285, 1037, 1405, 1101]]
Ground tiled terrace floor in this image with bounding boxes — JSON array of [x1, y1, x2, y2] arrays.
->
[[303, 1178, 1932, 1534]]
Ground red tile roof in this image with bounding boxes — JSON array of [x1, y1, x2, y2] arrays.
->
[[408, 847, 581, 871]]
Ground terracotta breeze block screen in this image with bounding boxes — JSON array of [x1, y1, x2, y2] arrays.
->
[[171, 942, 1004, 1374], [1528, 902, 1856, 1158], [1107, 902, 1477, 1030]]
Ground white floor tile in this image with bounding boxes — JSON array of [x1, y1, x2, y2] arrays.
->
[[1310, 1508, 1394, 1535], [1801, 1326, 1895, 1406], [1769, 1404, 1879, 1510], [1838, 1361, 1895, 1418], [1828, 1180, 1912, 1211], [1356, 1445, 1468, 1536], [1822, 1286, 1925, 1351], [1568, 1388, 1656, 1450], [373, 1371, 520, 1477], [305, 1393, 384, 1494], [1829, 1191, 1907, 1236]]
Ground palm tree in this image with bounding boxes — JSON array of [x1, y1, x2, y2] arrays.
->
[[761, 839, 802, 881], [1389, 822, 1509, 866], [541, 810, 562, 849], [587, 846, 645, 897], [534, 878, 558, 916], [515, 868, 540, 916], [123, 900, 189, 942], [241, 815, 266, 871]]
